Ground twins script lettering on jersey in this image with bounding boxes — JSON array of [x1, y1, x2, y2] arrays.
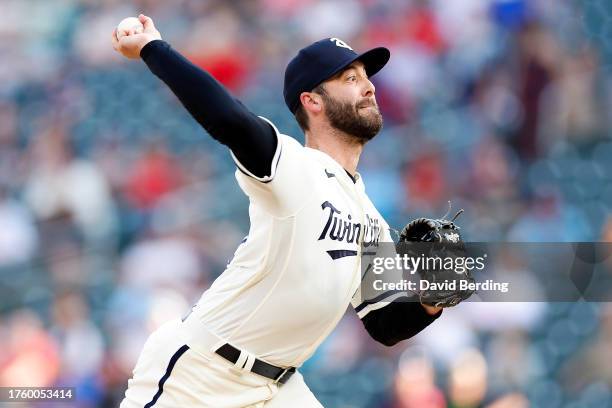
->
[[318, 201, 381, 250]]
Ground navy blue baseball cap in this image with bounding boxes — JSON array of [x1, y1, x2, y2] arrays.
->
[[283, 37, 390, 113]]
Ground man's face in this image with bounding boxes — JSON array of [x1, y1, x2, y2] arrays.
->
[[318, 62, 383, 143]]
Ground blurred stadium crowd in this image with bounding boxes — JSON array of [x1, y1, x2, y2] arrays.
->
[[1, 0, 612, 406]]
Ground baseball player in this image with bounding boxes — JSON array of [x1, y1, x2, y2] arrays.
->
[[111, 14, 468, 408]]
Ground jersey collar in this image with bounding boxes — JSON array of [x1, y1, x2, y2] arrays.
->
[[304, 146, 364, 189]]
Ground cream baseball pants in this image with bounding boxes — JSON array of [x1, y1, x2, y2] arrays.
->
[[119, 319, 323, 408]]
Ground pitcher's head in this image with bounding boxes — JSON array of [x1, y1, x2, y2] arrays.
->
[[284, 38, 390, 143]]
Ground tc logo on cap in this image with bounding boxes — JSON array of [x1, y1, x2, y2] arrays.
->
[[330, 38, 353, 50]]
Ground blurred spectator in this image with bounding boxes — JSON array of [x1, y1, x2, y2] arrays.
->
[[120, 231, 203, 298], [508, 189, 592, 241], [402, 145, 447, 212], [539, 46, 605, 151], [603, 216, 612, 242], [485, 330, 542, 393], [124, 141, 184, 211], [0, 193, 38, 266], [51, 291, 104, 379], [184, 5, 252, 93], [0, 310, 60, 387], [392, 350, 445, 408], [513, 22, 561, 160], [51, 291, 105, 405], [448, 349, 488, 408], [562, 304, 612, 389], [24, 123, 117, 243], [0, 100, 25, 191]]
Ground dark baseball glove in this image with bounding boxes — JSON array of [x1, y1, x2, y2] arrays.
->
[[396, 205, 475, 308]]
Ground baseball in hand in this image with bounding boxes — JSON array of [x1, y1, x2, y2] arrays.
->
[[116, 17, 144, 39]]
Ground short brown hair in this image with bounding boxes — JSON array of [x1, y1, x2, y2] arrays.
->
[[294, 84, 327, 132]]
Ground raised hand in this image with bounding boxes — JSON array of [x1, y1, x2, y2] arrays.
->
[[111, 14, 162, 59]]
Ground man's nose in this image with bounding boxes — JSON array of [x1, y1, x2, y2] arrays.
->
[[363, 79, 375, 97]]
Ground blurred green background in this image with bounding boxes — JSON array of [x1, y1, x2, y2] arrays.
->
[[1, 0, 612, 407]]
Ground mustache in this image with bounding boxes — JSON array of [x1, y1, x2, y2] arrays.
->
[[356, 99, 378, 109], [355, 100, 380, 112]]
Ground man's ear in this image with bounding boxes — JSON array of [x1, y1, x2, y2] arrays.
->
[[299, 91, 323, 114]]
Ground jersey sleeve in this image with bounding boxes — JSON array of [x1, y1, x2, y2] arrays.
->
[[351, 227, 442, 346], [353, 297, 442, 346], [231, 117, 313, 217]]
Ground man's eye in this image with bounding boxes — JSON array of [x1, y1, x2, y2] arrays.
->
[[348, 76, 357, 82]]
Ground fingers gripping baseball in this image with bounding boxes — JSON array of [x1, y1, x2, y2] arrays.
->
[[112, 14, 162, 59], [139, 14, 156, 33]]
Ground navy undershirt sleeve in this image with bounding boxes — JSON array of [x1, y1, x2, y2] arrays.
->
[[140, 40, 277, 178], [360, 300, 442, 346]]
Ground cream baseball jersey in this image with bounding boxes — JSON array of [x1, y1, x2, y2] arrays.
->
[[190, 118, 393, 368]]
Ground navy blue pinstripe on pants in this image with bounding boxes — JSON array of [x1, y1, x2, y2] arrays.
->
[[144, 344, 190, 407]]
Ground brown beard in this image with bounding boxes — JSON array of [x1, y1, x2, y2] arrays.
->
[[319, 89, 383, 143]]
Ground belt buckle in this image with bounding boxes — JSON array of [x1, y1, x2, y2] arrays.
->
[[273, 368, 290, 384]]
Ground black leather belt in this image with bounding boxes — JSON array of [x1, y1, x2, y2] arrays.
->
[[215, 344, 295, 384]]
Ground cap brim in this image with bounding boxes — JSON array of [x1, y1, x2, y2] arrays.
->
[[355, 47, 391, 78], [323, 47, 390, 86]]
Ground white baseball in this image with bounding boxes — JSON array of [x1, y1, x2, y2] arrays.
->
[[116, 17, 144, 40]]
